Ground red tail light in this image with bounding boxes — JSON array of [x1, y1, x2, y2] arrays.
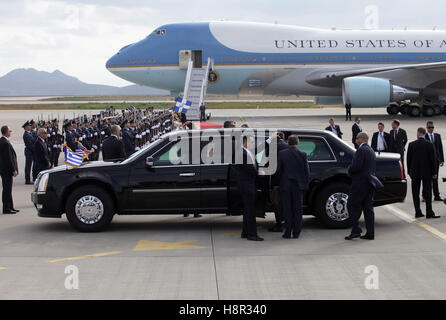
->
[[399, 160, 405, 180]]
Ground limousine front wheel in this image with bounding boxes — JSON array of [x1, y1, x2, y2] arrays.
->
[[315, 182, 351, 229], [66, 186, 114, 232]]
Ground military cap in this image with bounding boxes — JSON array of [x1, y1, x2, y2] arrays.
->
[[22, 121, 30, 128]]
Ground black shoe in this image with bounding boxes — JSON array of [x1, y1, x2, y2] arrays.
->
[[427, 214, 440, 219], [268, 224, 283, 232], [292, 234, 300, 239], [241, 233, 247, 239], [11, 209, 20, 213], [345, 233, 361, 240], [25, 181, 33, 185], [193, 214, 202, 218], [434, 197, 443, 202], [3, 210, 16, 215], [415, 212, 425, 218], [360, 234, 374, 240], [183, 214, 189, 217], [247, 236, 264, 241], [282, 234, 291, 239]]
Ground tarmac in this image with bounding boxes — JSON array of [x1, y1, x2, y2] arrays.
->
[[0, 107, 446, 300]]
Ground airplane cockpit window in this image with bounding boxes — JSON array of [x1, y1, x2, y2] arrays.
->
[[150, 29, 166, 36]]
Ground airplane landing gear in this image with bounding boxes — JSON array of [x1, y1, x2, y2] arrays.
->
[[422, 105, 434, 117], [386, 103, 400, 115]]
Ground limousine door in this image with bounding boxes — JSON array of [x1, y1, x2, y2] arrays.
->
[[127, 139, 201, 213]]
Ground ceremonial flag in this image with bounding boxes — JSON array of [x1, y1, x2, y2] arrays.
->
[[63, 144, 85, 168], [174, 97, 192, 113]]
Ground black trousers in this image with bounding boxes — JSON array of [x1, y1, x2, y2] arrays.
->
[[1, 173, 13, 212], [24, 154, 33, 182], [51, 150, 60, 167], [348, 184, 375, 237], [32, 155, 38, 181], [280, 185, 303, 237], [345, 105, 352, 120], [412, 177, 434, 215], [432, 163, 440, 198], [238, 181, 258, 237], [271, 186, 283, 224]]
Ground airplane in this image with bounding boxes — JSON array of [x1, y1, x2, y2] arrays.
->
[[106, 21, 446, 117]]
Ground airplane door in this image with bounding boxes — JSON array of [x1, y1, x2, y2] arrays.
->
[[192, 50, 202, 68]]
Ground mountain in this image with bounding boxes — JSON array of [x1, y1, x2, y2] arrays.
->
[[0, 68, 169, 96]]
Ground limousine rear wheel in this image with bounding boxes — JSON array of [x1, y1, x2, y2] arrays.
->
[[315, 182, 351, 229], [66, 185, 114, 232]]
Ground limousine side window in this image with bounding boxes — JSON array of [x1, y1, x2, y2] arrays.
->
[[153, 141, 188, 166], [298, 138, 334, 161]]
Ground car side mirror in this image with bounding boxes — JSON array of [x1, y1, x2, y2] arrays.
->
[[145, 156, 154, 168]]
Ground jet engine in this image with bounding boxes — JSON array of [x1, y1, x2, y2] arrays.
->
[[342, 77, 418, 107]]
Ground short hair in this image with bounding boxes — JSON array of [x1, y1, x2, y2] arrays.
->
[[355, 117, 361, 121], [426, 121, 434, 126], [223, 120, 235, 128], [329, 118, 334, 122], [37, 128, 46, 136], [288, 135, 299, 146], [378, 122, 384, 127], [418, 127, 426, 135], [277, 131, 285, 140], [357, 132, 369, 141], [1, 126, 8, 135], [392, 119, 400, 126], [241, 123, 250, 128], [111, 125, 121, 135]]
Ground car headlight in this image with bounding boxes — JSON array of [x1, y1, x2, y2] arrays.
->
[[37, 173, 49, 193]]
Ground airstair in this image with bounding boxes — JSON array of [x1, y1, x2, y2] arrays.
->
[[182, 57, 213, 120]]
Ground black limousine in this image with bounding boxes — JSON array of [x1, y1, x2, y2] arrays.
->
[[31, 128, 407, 232]]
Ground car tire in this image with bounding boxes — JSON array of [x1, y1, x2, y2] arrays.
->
[[314, 182, 351, 229], [66, 185, 115, 232]]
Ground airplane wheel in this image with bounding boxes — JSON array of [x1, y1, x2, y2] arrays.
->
[[433, 105, 442, 115], [422, 105, 434, 117], [409, 106, 421, 117], [387, 104, 400, 115], [400, 104, 410, 115]]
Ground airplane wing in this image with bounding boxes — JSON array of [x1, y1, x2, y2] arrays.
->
[[306, 61, 446, 88]]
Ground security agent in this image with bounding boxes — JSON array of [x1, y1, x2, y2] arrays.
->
[[407, 127, 440, 219], [425, 121, 444, 201], [276, 135, 310, 239], [102, 125, 126, 162], [121, 119, 134, 158], [351, 117, 362, 149], [34, 128, 52, 176], [232, 135, 263, 241], [389, 119, 408, 168], [345, 132, 377, 240], [325, 118, 343, 139], [22, 121, 34, 185], [0, 126, 19, 214], [371, 122, 391, 153]]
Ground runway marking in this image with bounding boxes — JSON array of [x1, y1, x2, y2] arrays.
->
[[385, 205, 446, 242], [224, 230, 243, 236], [132, 240, 207, 251], [48, 251, 122, 263]]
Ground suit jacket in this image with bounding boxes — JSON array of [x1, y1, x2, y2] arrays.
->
[[389, 128, 408, 154], [268, 139, 290, 186], [351, 123, 362, 145], [102, 136, 126, 162], [425, 132, 444, 164], [348, 143, 376, 191], [23, 130, 35, 157], [34, 138, 50, 173], [232, 148, 257, 186], [122, 128, 135, 157], [407, 138, 437, 179], [277, 147, 310, 190], [0, 136, 18, 176], [371, 131, 391, 152], [65, 130, 77, 151], [325, 125, 343, 139]]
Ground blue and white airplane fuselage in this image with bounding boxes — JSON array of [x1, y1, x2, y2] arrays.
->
[[106, 21, 446, 112]]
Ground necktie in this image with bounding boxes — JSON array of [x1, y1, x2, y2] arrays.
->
[[431, 133, 434, 143]]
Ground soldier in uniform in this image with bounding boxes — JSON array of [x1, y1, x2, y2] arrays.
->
[[22, 121, 34, 185]]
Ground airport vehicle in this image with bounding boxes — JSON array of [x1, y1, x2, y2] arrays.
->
[[107, 21, 446, 117], [31, 129, 407, 232]]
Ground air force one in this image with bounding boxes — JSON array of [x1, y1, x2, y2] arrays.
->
[[106, 21, 446, 117]]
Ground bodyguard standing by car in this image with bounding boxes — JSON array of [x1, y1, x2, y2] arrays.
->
[[389, 119, 408, 168], [34, 128, 52, 176], [371, 122, 391, 153], [22, 121, 34, 185], [351, 117, 362, 149], [102, 125, 126, 162], [0, 126, 19, 214], [345, 132, 377, 240], [276, 135, 310, 239], [425, 121, 444, 201], [325, 118, 343, 139], [407, 127, 440, 219], [233, 135, 263, 241]]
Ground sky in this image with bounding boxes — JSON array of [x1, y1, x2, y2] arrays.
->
[[1, 0, 445, 87]]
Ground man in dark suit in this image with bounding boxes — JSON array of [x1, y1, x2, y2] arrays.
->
[[232, 135, 263, 241], [425, 121, 444, 201], [102, 125, 126, 162], [276, 135, 310, 239], [345, 132, 377, 240], [325, 118, 343, 139], [0, 126, 19, 214], [371, 122, 391, 153], [266, 132, 289, 232], [407, 127, 440, 219], [29, 120, 38, 181], [34, 128, 52, 176], [351, 117, 362, 149], [389, 119, 408, 168], [121, 120, 134, 158], [22, 121, 34, 184], [345, 103, 352, 121]]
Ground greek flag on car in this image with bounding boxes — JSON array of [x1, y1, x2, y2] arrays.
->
[[174, 97, 192, 113], [63, 144, 85, 168]]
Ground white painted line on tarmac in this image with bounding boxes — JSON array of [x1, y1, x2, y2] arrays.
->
[[385, 205, 446, 242]]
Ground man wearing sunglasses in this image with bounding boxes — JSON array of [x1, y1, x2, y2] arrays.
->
[[425, 121, 444, 201]]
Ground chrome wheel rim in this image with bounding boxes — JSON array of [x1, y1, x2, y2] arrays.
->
[[325, 192, 349, 221], [75, 195, 104, 224]]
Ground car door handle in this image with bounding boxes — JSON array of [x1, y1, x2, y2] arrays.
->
[[179, 173, 196, 177]]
